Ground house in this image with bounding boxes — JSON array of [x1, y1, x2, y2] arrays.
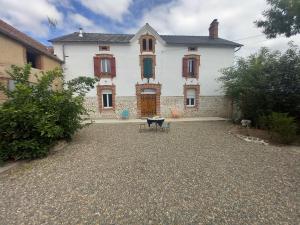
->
[[50, 19, 242, 119], [0, 19, 62, 102]]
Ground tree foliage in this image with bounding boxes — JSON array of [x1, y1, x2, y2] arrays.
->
[[255, 0, 300, 38], [219, 43, 300, 124], [0, 65, 97, 162]]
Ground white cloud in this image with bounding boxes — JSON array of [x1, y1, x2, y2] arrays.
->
[[0, 0, 63, 37], [66, 13, 106, 33], [77, 0, 132, 22], [69, 13, 94, 27], [132, 0, 300, 57]]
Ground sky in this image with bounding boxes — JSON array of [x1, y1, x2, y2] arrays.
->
[[0, 0, 299, 57]]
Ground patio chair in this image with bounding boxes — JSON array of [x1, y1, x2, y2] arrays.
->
[[161, 122, 171, 132], [139, 123, 147, 132], [121, 109, 129, 119]]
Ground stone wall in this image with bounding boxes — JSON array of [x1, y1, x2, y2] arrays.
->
[[85, 95, 232, 119], [161, 96, 232, 118], [84, 96, 136, 119]]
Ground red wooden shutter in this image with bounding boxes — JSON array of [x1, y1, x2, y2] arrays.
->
[[94, 56, 101, 77], [111, 57, 116, 77], [182, 58, 188, 78]]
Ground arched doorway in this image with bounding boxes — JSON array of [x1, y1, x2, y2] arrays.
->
[[136, 83, 161, 118], [141, 89, 156, 117]]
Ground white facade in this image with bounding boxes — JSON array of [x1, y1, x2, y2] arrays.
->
[[52, 23, 239, 118]]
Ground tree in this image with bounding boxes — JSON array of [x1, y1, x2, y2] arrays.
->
[[255, 0, 300, 38], [219, 43, 300, 124], [0, 64, 98, 162]]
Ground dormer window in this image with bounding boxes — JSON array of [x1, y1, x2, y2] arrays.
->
[[140, 35, 155, 53]]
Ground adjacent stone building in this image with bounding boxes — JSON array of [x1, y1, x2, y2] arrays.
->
[[0, 19, 62, 102], [50, 20, 242, 119]]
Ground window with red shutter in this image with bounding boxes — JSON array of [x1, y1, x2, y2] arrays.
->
[[111, 57, 116, 77], [182, 58, 188, 78], [94, 54, 116, 78], [94, 56, 101, 77], [182, 55, 200, 79]]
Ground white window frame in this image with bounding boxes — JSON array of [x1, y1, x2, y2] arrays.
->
[[102, 90, 113, 109], [100, 58, 111, 73], [186, 89, 196, 107]]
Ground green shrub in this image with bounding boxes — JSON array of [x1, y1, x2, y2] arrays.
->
[[219, 44, 300, 124], [259, 112, 298, 144], [0, 64, 97, 161]]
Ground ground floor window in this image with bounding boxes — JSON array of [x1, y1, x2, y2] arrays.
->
[[186, 89, 196, 107], [102, 90, 113, 108], [8, 79, 16, 91]]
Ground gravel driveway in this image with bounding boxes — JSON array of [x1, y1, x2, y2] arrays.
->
[[0, 121, 299, 225]]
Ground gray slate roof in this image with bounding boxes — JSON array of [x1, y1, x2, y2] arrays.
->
[[49, 32, 242, 47]]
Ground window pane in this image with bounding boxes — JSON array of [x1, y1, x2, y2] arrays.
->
[[108, 94, 112, 107], [101, 59, 111, 73], [188, 59, 195, 76], [191, 98, 195, 106], [101, 59, 105, 72], [142, 39, 147, 51], [186, 98, 190, 105], [143, 58, 153, 78], [148, 39, 153, 51], [103, 94, 108, 107], [106, 59, 111, 73], [8, 80, 16, 91]]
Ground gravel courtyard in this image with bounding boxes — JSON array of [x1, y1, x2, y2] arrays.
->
[[0, 121, 299, 225]]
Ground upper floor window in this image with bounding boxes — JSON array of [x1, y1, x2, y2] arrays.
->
[[94, 54, 116, 78], [182, 54, 200, 79], [187, 59, 196, 77], [140, 55, 155, 79], [101, 58, 111, 73], [140, 35, 155, 53]]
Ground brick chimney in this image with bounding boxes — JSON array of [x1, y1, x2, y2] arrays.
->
[[209, 19, 219, 39]]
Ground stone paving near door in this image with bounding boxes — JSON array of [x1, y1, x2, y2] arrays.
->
[[0, 121, 299, 225]]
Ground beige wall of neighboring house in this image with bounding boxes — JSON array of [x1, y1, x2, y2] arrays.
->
[[0, 24, 62, 102], [0, 34, 25, 65]]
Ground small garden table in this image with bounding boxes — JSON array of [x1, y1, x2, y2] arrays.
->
[[147, 117, 165, 131]]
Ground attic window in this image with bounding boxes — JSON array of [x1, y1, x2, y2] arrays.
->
[[99, 46, 110, 51], [140, 35, 155, 53], [188, 47, 197, 51]]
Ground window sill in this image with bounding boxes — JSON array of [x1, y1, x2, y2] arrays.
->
[[96, 74, 115, 78], [186, 105, 196, 108]]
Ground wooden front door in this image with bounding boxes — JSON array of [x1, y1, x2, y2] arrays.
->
[[141, 94, 156, 117]]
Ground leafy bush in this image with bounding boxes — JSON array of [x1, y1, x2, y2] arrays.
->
[[258, 112, 298, 144], [0, 64, 97, 161], [219, 43, 300, 125]]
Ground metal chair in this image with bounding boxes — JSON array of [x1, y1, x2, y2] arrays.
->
[[121, 109, 129, 119], [161, 122, 171, 132]]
